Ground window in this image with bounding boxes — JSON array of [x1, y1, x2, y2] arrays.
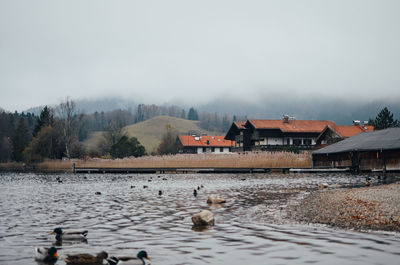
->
[[303, 139, 312, 145], [293, 139, 302, 146], [203, 147, 206, 152], [287, 139, 290, 145], [211, 147, 215, 152], [220, 147, 223, 152]]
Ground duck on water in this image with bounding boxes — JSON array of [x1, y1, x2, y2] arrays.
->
[[64, 251, 108, 265], [107, 250, 151, 265], [51, 227, 88, 241], [35, 247, 59, 264]]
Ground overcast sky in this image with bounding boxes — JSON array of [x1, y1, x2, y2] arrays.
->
[[1, 0, 399, 112]]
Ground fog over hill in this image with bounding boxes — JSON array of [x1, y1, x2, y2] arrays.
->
[[21, 94, 400, 126], [200, 95, 400, 125]]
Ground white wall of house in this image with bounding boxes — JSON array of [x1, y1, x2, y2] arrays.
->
[[196, 147, 231, 154], [267, 137, 284, 145], [258, 137, 317, 146]]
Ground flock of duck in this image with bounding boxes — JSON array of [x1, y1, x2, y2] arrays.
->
[[35, 227, 151, 265], [35, 176, 205, 264]]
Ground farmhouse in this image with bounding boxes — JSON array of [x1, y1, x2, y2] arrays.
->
[[225, 116, 336, 151], [224, 121, 247, 152], [313, 127, 400, 172], [177, 135, 235, 154], [316, 121, 374, 147]]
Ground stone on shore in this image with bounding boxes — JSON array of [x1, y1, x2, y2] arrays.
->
[[291, 183, 400, 231], [192, 210, 215, 227], [318, 183, 329, 189], [207, 195, 227, 204]]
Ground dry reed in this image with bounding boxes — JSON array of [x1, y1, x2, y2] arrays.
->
[[76, 152, 311, 169], [0, 152, 312, 172]]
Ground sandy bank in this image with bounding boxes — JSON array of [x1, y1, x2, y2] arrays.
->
[[290, 183, 400, 231]]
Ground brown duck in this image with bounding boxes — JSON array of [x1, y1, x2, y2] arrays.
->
[[64, 251, 108, 265]]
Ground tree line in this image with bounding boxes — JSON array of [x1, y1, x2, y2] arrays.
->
[[0, 100, 245, 162], [1, 100, 397, 163]]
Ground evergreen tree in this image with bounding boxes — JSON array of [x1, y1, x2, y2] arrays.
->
[[34, 106, 54, 136], [110, 135, 145, 158], [135, 104, 145, 123], [180, 109, 186, 119], [373, 107, 398, 130], [188, 107, 199, 120], [11, 119, 30, 161]]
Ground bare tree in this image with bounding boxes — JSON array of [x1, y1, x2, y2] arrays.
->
[[58, 97, 80, 159]]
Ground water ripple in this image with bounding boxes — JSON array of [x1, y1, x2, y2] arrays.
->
[[0, 173, 399, 265]]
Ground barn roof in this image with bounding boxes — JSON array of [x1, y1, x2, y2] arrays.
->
[[334, 124, 374, 138], [313, 127, 400, 155], [316, 124, 374, 142], [179, 135, 235, 147], [247, 119, 336, 133], [233, 121, 246, 129]]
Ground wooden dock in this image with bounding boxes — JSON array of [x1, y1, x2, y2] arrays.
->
[[73, 167, 354, 174], [73, 167, 290, 174]]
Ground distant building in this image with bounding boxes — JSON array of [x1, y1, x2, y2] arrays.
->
[[225, 116, 336, 152], [224, 121, 247, 152], [313, 127, 400, 172], [316, 121, 374, 147], [177, 135, 235, 154]]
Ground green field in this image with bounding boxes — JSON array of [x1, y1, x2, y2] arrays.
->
[[83, 116, 217, 154]]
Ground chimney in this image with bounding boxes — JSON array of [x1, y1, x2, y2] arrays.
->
[[283, 115, 289, 123]]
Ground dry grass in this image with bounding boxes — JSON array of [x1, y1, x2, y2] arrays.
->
[[76, 152, 312, 169], [0, 152, 312, 172], [0, 162, 24, 170]]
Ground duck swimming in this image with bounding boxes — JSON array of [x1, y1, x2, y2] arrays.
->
[[35, 247, 59, 263], [51, 227, 88, 241], [64, 251, 108, 265], [107, 250, 151, 265]]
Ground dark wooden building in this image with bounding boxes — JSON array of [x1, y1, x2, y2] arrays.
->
[[313, 128, 400, 172], [225, 116, 337, 152], [224, 121, 247, 152]]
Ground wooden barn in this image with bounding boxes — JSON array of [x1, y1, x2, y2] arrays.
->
[[313, 127, 400, 172], [177, 135, 235, 154], [316, 121, 374, 147]]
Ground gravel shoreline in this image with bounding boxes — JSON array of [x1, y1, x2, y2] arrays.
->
[[288, 183, 400, 231]]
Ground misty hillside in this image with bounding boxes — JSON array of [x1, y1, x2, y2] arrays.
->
[[23, 96, 400, 126], [200, 97, 400, 125], [84, 116, 217, 154], [25, 97, 137, 115]]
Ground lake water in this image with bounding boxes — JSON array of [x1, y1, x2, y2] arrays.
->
[[0, 173, 399, 265]]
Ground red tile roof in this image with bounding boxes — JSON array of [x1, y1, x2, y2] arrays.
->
[[179, 135, 235, 147], [248, 119, 337, 133], [333, 125, 374, 138], [233, 121, 246, 129]]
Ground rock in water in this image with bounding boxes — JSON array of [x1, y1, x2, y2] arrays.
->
[[207, 195, 227, 204], [192, 210, 214, 227], [318, 183, 329, 189]]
